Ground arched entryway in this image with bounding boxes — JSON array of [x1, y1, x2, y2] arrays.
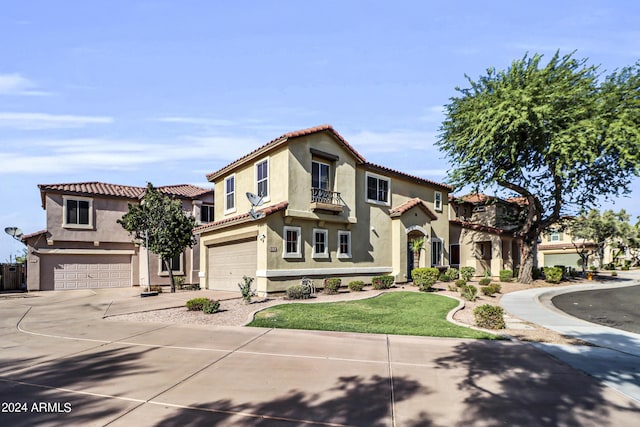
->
[[406, 226, 429, 281]]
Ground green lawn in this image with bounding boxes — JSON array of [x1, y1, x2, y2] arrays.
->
[[248, 292, 500, 339]]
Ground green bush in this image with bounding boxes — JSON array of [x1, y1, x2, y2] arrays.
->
[[481, 285, 497, 296], [544, 266, 563, 284], [412, 267, 439, 291], [603, 262, 616, 271], [202, 299, 220, 314], [438, 273, 450, 282], [238, 276, 256, 303], [499, 270, 513, 282], [372, 275, 394, 290], [174, 276, 186, 289], [323, 278, 342, 295], [186, 297, 210, 311], [447, 283, 458, 291], [612, 270, 618, 277], [149, 285, 163, 293], [455, 279, 467, 287], [445, 268, 460, 281], [348, 280, 365, 292], [490, 283, 501, 293], [474, 304, 506, 329], [460, 284, 478, 301], [478, 277, 491, 286], [460, 266, 476, 281], [286, 285, 307, 299]]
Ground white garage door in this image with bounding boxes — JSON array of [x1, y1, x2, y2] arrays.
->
[[208, 238, 257, 291], [54, 255, 132, 290], [543, 253, 582, 268]]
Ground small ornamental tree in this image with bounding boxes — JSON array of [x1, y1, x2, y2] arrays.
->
[[568, 209, 630, 269], [438, 51, 640, 283], [118, 183, 197, 293]]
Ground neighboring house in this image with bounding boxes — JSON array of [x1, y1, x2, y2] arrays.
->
[[195, 124, 452, 295], [22, 182, 213, 291], [449, 193, 521, 276], [536, 225, 618, 270]]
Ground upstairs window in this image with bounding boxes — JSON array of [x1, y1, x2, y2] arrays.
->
[[256, 159, 269, 199], [200, 204, 214, 223], [549, 231, 562, 242], [366, 172, 390, 205], [224, 175, 236, 213], [312, 161, 330, 190], [434, 191, 443, 212], [63, 196, 92, 228]]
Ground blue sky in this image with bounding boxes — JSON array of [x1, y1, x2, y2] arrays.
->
[[2, 1, 639, 261]]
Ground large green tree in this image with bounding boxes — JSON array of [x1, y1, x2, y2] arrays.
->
[[118, 183, 197, 292], [568, 209, 630, 269], [438, 51, 640, 283]]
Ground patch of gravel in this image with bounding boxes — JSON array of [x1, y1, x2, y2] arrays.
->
[[105, 278, 605, 345]]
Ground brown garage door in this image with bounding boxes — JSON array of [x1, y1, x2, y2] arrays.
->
[[208, 238, 257, 291], [54, 255, 132, 290]]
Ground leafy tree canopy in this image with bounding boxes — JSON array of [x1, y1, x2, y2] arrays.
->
[[438, 51, 640, 282], [118, 183, 197, 292]]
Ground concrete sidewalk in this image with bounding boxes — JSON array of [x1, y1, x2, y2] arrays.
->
[[501, 277, 640, 403], [1, 288, 639, 426]]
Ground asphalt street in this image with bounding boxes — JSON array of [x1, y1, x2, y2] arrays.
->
[[552, 284, 640, 334]]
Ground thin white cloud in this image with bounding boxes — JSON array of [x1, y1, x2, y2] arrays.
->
[[345, 129, 440, 154], [157, 116, 236, 126], [0, 112, 113, 130], [0, 73, 51, 96]]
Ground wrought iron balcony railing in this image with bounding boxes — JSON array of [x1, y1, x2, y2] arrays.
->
[[310, 188, 344, 213]]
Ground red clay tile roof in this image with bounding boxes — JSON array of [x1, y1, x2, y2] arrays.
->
[[449, 219, 511, 235], [506, 196, 529, 206], [538, 242, 595, 250], [194, 201, 289, 234], [206, 125, 366, 181], [364, 163, 453, 191], [390, 198, 438, 220], [21, 229, 48, 241], [38, 181, 212, 208]]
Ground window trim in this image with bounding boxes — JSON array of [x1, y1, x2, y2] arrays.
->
[[312, 228, 329, 259], [224, 174, 236, 215], [431, 237, 444, 267], [337, 230, 352, 259], [62, 195, 93, 229], [434, 191, 443, 212], [365, 171, 391, 206], [550, 231, 562, 242], [159, 253, 184, 276], [312, 160, 331, 191], [283, 226, 302, 259], [255, 158, 270, 202]]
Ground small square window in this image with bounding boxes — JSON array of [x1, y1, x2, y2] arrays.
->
[[338, 231, 351, 259], [63, 196, 92, 228], [313, 229, 329, 258], [366, 172, 390, 205], [283, 226, 302, 258]]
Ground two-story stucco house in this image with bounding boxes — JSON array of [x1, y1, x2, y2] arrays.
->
[[22, 182, 214, 291], [195, 125, 452, 295], [449, 193, 522, 276]]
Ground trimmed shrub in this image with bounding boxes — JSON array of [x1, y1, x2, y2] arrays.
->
[[202, 299, 220, 314], [348, 280, 365, 292], [447, 283, 458, 292], [286, 285, 305, 299], [455, 279, 466, 287], [445, 268, 460, 281], [544, 266, 563, 284], [372, 275, 394, 290], [612, 270, 618, 277], [323, 278, 342, 295], [478, 277, 491, 286], [149, 285, 163, 293], [490, 283, 501, 293], [474, 304, 506, 329], [460, 266, 476, 281], [186, 297, 209, 311], [174, 276, 186, 289], [412, 267, 439, 292], [499, 270, 513, 282], [460, 284, 478, 301], [481, 285, 497, 297], [438, 273, 450, 282]]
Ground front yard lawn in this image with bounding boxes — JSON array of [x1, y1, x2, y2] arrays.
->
[[248, 292, 500, 339]]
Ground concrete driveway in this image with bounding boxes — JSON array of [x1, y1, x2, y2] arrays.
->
[[1, 288, 638, 426]]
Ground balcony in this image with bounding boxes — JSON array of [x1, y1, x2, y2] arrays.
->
[[310, 188, 344, 213]]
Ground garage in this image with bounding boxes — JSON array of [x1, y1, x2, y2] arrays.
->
[[207, 238, 257, 291], [543, 253, 582, 268], [53, 255, 132, 290]]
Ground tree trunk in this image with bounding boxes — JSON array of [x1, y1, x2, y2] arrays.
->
[[163, 258, 176, 293], [518, 242, 535, 284], [414, 251, 420, 270]]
